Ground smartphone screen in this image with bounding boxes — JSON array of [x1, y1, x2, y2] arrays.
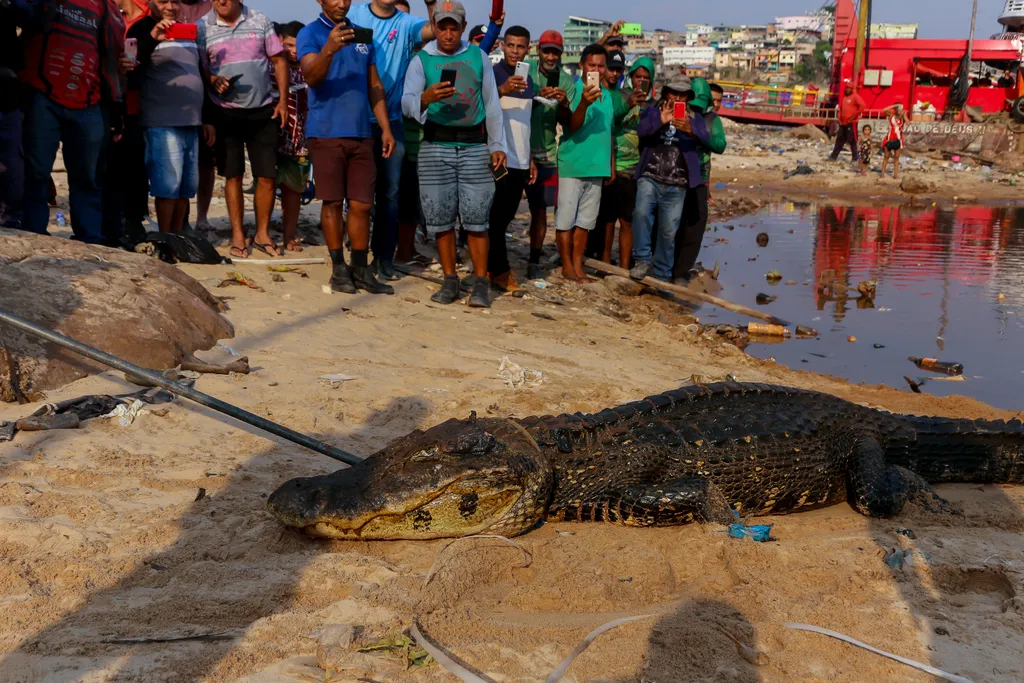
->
[[586, 71, 600, 89], [620, 23, 642, 36], [546, 68, 560, 88], [673, 101, 688, 120], [124, 38, 138, 62], [352, 27, 373, 44], [440, 68, 457, 87]]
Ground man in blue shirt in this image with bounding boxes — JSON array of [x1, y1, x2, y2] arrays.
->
[[298, 0, 397, 295], [348, 0, 437, 280]]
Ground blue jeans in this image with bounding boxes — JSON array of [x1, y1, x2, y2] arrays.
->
[[144, 126, 199, 199], [22, 91, 106, 242], [631, 177, 687, 280], [0, 110, 23, 228], [370, 121, 405, 262]]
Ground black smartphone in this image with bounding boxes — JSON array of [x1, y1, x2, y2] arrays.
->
[[352, 27, 373, 44], [490, 163, 508, 182], [546, 67, 560, 88], [440, 68, 457, 87]]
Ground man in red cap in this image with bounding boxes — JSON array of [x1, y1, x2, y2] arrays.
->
[[829, 80, 865, 162], [525, 29, 574, 280]]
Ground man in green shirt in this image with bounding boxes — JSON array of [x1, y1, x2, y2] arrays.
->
[[524, 30, 575, 280], [556, 43, 613, 282], [592, 53, 654, 270], [673, 79, 727, 283]]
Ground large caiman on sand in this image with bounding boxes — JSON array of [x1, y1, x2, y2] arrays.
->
[[268, 383, 1024, 540]]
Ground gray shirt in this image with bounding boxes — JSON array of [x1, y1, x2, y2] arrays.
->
[[140, 40, 204, 128]]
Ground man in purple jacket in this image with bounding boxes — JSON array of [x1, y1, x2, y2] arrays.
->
[[628, 80, 710, 282]]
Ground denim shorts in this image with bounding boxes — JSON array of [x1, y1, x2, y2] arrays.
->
[[144, 126, 199, 199], [417, 141, 495, 234], [556, 176, 604, 231]]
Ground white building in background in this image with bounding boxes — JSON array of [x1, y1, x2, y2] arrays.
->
[[662, 46, 717, 67], [870, 23, 919, 39], [775, 15, 825, 32]]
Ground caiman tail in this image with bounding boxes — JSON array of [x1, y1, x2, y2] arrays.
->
[[887, 415, 1024, 484]]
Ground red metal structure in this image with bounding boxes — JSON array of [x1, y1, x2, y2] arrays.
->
[[720, 0, 1024, 126]]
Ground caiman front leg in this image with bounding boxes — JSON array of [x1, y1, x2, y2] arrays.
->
[[604, 477, 736, 527], [847, 437, 960, 517]]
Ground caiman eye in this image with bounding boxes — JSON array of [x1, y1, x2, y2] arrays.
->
[[411, 448, 439, 462]]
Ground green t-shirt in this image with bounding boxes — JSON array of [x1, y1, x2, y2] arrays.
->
[[699, 113, 728, 183], [610, 87, 641, 173], [528, 61, 577, 168], [418, 47, 485, 138], [557, 86, 613, 179]]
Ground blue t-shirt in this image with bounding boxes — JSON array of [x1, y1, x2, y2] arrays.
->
[[348, 3, 427, 122], [297, 15, 377, 139]]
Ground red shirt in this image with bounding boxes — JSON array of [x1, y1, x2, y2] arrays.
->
[[838, 92, 866, 125]]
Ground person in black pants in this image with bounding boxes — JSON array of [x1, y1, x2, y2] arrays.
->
[[487, 26, 537, 293]]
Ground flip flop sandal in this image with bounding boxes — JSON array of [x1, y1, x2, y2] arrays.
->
[[249, 241, 281, 258], [285, 239, 304, 252], [229, 245, 249, 259]]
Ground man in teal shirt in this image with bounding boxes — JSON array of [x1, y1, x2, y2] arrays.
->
[[556, 43, 613, 283]]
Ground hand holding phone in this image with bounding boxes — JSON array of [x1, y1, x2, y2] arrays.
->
[[124, 38, 138, 64], [514, 61, 530, 81], [620, 22, 642, 36], [164, 23, 197, 40]]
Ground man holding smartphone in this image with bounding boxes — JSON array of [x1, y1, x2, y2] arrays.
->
[[298, 0, 396, 295], [555, 43, 613, 283], [525, 30, 574, 280], [401, 0, 507, 308], [197, 0, 289, 260], [487, 25, 537, 293], [629, 81, 710, 283]]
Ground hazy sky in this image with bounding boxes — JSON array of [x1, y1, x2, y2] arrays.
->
[[259, 0, 1003, 40]]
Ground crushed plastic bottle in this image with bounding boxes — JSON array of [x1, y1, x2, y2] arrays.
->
[[54, 212, 66, 228]]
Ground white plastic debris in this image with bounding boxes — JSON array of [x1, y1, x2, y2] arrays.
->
[[216, 343, 241, 357], [498, 355, 543, 390], [103, 400, 149, 426], [319, 374, 357, 388]]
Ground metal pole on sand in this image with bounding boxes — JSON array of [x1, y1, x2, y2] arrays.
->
[[0, 309, 361, 466]]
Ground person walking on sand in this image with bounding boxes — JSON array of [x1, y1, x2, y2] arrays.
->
[[880, 104, 910, 180], [298, 0, 397, 294], [401, 0, 507, 308], [828, 80, 865, 163]]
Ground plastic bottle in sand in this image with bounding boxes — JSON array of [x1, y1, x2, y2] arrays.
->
[[747, 322, 791, 337]]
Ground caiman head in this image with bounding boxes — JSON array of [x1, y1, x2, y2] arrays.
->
[[267, 416, 553, 540]]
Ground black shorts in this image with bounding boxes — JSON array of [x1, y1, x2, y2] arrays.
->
[[598, 173, 637, 224], [213, 104, 278, 179], [398, 158, 423, 224]]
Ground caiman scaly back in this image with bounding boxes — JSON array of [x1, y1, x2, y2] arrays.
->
[[268, 383, 1024, 539]]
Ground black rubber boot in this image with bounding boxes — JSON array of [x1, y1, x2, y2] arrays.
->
[[468, 279, 490, 308], [351, 265, 394, 295], [330, 260, 357, 294], [431, 275, 461, 304]]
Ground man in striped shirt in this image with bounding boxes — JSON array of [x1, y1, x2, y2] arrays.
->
[[197, 0, 288, 259]]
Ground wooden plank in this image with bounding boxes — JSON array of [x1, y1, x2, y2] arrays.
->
[[583, 258, 790, 326]]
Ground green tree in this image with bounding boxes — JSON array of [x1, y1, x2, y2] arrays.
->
[[794, 39, 830, 83]]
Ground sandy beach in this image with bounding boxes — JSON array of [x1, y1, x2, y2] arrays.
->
[[1, 137, 1023, 682]]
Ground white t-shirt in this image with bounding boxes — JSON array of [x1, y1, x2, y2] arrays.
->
[[493, 61, 533, 170]]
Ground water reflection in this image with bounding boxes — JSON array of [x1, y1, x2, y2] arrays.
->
[[706, 202, 1024, 409]]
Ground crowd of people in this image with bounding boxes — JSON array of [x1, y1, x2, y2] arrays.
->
[[0, 0, 729, 307]]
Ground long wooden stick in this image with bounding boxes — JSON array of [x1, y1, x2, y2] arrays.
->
[[583, 258, 790, 326]]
